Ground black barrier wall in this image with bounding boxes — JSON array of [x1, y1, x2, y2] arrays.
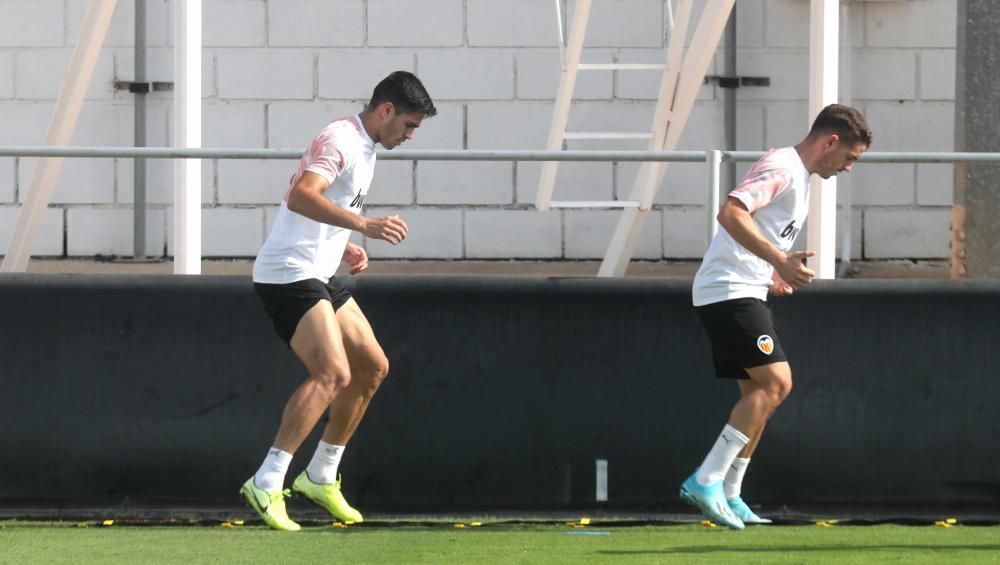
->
[[1, 274, 998, 512]]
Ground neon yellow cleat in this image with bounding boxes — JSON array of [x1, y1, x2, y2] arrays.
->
[[239, 477, 301, 531], [292, 472, 364, 523]]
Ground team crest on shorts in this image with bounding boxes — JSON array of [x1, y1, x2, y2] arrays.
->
[[756, 335, 774, 355]]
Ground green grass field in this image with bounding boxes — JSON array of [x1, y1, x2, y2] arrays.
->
[[3, 520, 999, 564]]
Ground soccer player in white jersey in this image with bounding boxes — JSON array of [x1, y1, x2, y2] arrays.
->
[[680, 104, 871, 529], [240, 71, 436, 531]]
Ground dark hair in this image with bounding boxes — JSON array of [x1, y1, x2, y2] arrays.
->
[[367, 71, 437, 117], [808, 104, 872, 147]]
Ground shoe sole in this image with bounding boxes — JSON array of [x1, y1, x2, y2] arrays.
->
[[679, 485, 744, 530], [292, 486, 363, 523]]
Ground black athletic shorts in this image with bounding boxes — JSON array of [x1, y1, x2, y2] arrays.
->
[[695, 297, 787, 379], [254, 278, 353, 346]]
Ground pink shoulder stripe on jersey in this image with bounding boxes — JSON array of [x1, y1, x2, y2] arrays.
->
[[728, 149, 794, 214], [283, 117, 354, 202]]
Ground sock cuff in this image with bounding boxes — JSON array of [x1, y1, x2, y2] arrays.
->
[[268, 447, 293, 465], [317, 440, 346, 454], [723, 424, 750, 445]]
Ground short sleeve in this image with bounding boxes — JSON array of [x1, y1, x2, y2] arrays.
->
[[303, 137, 347, 184], [728, 168, 791, 214]]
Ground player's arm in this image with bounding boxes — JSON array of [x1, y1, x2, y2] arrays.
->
[[716, 197, 814, 288], [286, 171, 408, 244], [342, 241, 369, 274]]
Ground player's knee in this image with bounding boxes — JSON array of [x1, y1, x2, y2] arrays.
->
[[360, 353, 390, 395], [314, 365, 352, 398], [769, 377, 793, 405], [373, 353, 389, 384]]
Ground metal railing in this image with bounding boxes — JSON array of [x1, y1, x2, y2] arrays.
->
[[3, 146, 999, 271], [6, 146, 1000, 163]]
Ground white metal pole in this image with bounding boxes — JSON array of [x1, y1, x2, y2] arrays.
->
[[706, 149, 722, 244], [0, 0, 118, 273], [174, 0, 202, 274], [807, 0, 839, 279], [535, 0, 591, 211]]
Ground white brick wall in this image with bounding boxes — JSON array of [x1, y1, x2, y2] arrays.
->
[[368, 160, 414, 205], [364, 206, 464, 259], [0, 52, 14, 99], [0, 0, 63, 47], [14, 51, 115, 100], [417, 161, 514, 205], [369, 0, 464, 47], [166, 206, 266, 257], [217, 159, 296, 204], [565, 209, 662, 259], [418, 49, 515, 100], [0, 0, 964, 262], [916, 164, 953, 206], [18, 158, 116, 205], [863, 101, 954, 151], [66, 1, 169, 48], [736, 50, 809, 102], [266, 0, 365, 47], [516, 50, 613, 101], [864, 207, 952, 259], [406, 102, 463, 149], [318, 49, 416, 100], [0, 205, 63, 255], [267, 101, 361, 147], [1, 158, 14, 203], [203, 0, 266, 48], [465, 209, 562, 258], [468, 0, 558, 47], [67, 208, 164, 257], [518, 161, 614, 203], [217, 50, 314, 100], [852, 49, 917, 101], [662, 206, 709, 259], [569, 0, 664, 48], [849, 164, 915, 207], [919, 49, 955, 100], [865, 0, 956, 49]]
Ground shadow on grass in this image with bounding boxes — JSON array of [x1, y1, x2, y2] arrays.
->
[[599, 545, 1000, 555]]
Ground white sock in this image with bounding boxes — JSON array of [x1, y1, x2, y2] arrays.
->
[[254, 447, 293, 492], [305, 440, 345, 485], [724, 457, 751, 500], [695, 424, 749, 486]]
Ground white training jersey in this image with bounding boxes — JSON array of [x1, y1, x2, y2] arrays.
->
[[692, 146, 810, 306], [253, 115, 376, 284]]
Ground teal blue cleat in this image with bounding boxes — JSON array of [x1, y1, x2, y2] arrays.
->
[[728, 496, 773, 524], [680, 471, 745, 530]]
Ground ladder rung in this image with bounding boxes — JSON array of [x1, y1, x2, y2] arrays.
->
[[549, 200, 641, 209], [578, 63, 668, 71], [563, 132, 655, 140]]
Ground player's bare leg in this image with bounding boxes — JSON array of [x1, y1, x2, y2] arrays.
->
[[293, 298, 388, 523], [242, 300, 351, 531], [722, 365, 792, 524]]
